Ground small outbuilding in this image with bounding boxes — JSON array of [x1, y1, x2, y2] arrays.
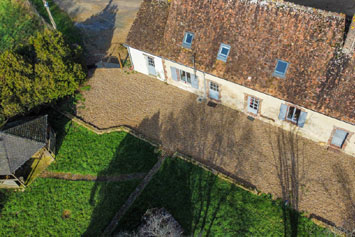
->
[[0, 115, 55, 189]]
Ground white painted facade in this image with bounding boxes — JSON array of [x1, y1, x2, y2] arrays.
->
[[127, 47, 355, 156], [128, 47, 165, 81]]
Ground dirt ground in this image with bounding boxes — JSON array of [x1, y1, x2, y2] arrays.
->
[[75, 69, 355, 231], [53, 0, 142, 63]]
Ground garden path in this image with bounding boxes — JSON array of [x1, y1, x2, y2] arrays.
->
[[40, 170, 146, 182]]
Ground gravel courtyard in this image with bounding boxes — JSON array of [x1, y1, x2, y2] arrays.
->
[[75, 69, 355, 230]]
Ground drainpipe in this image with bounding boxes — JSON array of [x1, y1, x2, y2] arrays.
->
[[192, 53, 206, 99]]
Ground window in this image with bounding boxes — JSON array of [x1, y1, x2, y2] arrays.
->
[[247, 96, 260, 114], [217, 43, 231, 62], [209, 81, 220, 100], [180, 70, 191, 84], [330, 129, 349, 148], [182, 32, 194, 48], [278, 104, 308, 127], [148, 56, 155, 67], [170, 66, 199, 89], [273, 60, 289, 78], [286, 106, 301, 123], [210, 82, 219, 92]]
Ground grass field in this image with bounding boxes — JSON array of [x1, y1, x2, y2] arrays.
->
[[0, 111, 159, 236], [0, 178, 139, 236], [117, 157, 331, 236], [48, 111, 159, 175]]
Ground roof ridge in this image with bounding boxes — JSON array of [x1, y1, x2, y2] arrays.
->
[[230, 0, 345, 19]]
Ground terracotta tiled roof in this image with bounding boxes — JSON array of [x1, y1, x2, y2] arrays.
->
[[126, 0, 355, 124]]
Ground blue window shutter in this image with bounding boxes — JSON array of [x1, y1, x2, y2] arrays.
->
[[331, 129, 348, 147], [171, 67, 178, 81], [191, 74, 199, 89], [297, 111, 308, 127], [278, 104, 288, 120]]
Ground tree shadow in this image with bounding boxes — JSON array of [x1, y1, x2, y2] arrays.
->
[[75, 0, 118, 65], [112, 99, 257, 235], [82, 132, 160, 236], [266, 125, 308, 237], [331, 163, 355, 233]]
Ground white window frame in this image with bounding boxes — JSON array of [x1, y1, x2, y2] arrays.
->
[[286, 106, 301, 123], [273, 60, 289, 78], [210, 81, 219, 92], [217, 43, 231, 62], [180, 70, 191, 84], [182, 32, 194, 48]]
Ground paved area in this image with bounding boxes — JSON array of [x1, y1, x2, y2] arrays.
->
[[53, 0, 143, 63], [75, 69, 355, 230]]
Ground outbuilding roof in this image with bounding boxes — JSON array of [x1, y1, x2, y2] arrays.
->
[[126, 0, 355, 124], [0, 116, 48, 175]]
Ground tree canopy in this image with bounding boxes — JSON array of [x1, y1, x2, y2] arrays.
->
[[0, 30, 86, 122]]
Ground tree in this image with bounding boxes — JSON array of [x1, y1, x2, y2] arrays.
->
[[0, 29, 86, 121]]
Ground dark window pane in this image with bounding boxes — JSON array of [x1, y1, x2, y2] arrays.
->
[[221, 47, 229, 55], [276, 61, 288, 74], [186, 34, 193, 43], [287, 106, 295, 119]]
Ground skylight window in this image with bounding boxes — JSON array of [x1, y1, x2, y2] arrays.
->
[[273, 60, 289, 78], [182, 32, 194, 48], [217, 43, 231, 62]]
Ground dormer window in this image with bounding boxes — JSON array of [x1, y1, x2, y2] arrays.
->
[[217, 43, 231, 62], [182, 32, 194, 48], [273, 60, 289, 78]]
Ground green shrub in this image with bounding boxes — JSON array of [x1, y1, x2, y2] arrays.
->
[[0, 30, 87, 119]]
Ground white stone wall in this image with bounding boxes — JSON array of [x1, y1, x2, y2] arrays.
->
[[128, 47, 165, 81], [163, 59, 355, 156]]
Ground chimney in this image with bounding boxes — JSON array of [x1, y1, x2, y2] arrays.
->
[[343, 14, 355, 55]]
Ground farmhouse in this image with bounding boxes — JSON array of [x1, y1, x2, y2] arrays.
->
[[0, 115, 55, 189], [124, 0, 355, 156]]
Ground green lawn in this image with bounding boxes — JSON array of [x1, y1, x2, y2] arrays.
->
[[48, 111, 159, 175], [0, 178, 139, 236], [117, 157, 332, 236], [0, 110, 159, 236]]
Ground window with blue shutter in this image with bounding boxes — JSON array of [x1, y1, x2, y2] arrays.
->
[[297, 111, 308, 128], [170, 67, 178, 81], [279, 104, 288, 120], [273, 60, 289, 78], [331, 129, 348, 148], [217, 43, 231, 62], [191, 74, 199, 89], [182, 32, 194, 48]]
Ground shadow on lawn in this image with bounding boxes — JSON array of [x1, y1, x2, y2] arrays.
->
[[113, 100, 257, 235], [82, 133, 159, 236]]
